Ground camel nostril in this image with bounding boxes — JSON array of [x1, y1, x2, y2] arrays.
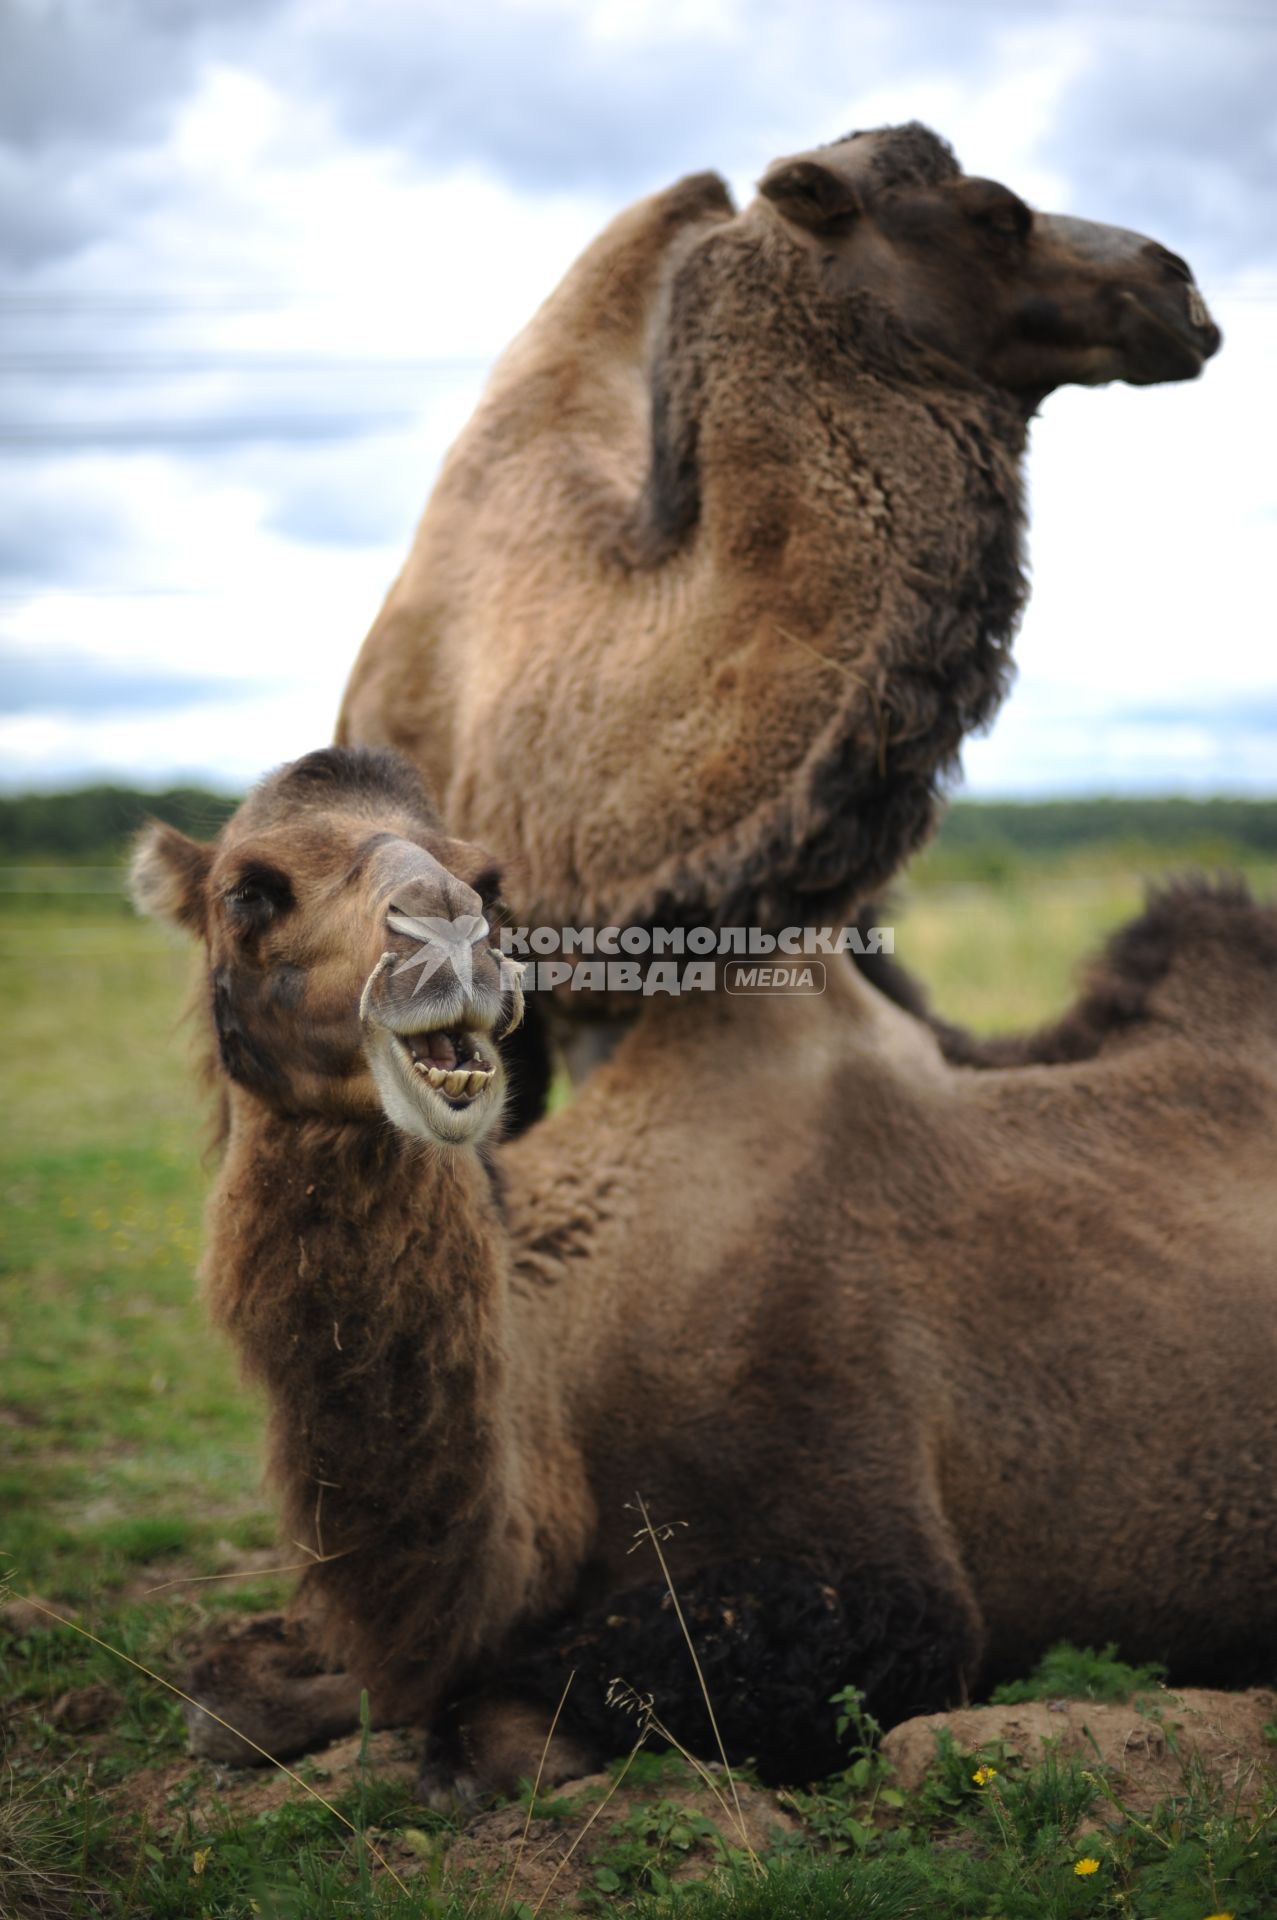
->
[[1147, 243, 1192, 284], [385, 893, 443, 928], [1183, 283, 1221, 352]]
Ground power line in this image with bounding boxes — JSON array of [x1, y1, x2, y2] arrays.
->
[[0, 588, 215, 602], [2, 287, 1274, 318], [0, 413, 418, 448], [0, 353, 493, 375]]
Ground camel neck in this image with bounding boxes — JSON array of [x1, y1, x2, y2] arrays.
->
[[637, 220, 1026, 568], [206, 1103, 494, 1326], [202, 1096, 525, 1712]]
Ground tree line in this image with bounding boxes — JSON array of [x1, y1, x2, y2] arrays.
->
[[1, 784, 1275, 863], [0, 785, 239, 859]]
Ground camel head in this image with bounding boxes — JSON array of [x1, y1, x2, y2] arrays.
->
[[130, 747, 521, 1147], [757, 122, 1221, 405]]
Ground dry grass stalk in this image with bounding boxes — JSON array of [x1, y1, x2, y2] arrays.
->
[[528, 1735, 650, 1919], [144, 1545, 352, 1596], [499, 1669, 576, 1916], [629, 1493, 761, 1874]]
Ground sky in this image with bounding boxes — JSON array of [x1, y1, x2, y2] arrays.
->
[[0, 0, 1274, 798]]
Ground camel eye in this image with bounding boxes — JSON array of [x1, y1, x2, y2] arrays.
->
[[471, 865, 506, 915], [1151, 246, 1192, 283], [973, 196, 1031, 243], [225, 866, 294, 920]]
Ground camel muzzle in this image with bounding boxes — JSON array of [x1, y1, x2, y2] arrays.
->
[[1037, 212, 1221, 381], [356, 834, 509, 1037]]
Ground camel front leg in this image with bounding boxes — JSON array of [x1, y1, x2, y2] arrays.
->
[[181, 1613, 366, 1765], [419, 1699, 596, 1810]]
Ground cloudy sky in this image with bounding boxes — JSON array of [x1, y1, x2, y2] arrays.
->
[[1, 0, 1274, 798]]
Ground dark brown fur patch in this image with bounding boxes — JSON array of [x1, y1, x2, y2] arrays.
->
[[465, 1556, 980, 1785], [822, 122, 961, 190], [258, 745, 438, 827]]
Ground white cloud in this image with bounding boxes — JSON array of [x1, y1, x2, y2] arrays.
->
[[0, 690, 335, 791], [0, 0, 1273, 797]]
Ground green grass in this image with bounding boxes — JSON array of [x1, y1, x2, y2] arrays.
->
[[0, 874, 281, 1613], [990, 1642, 1167, 1708], [3, 847, 1275, 1916]]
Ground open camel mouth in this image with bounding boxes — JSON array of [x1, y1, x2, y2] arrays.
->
[[395, 1025, 496, 1105], [359, 950, 510, 1144]]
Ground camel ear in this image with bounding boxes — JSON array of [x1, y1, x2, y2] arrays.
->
[[129, 821, 214, 936], [759, 158, 862, 233]]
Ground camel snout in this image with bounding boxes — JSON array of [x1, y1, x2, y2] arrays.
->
[[360, 893, 508, 1042], [1143, 244, 1221, 359], [1184, 289, 1222, 359], [383, 867, 485, 933], [357, 923, 510, 1146], [367, 836, 485, 931]]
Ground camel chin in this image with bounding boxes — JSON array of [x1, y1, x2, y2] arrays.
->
[[363, 1013, 506, 1147]]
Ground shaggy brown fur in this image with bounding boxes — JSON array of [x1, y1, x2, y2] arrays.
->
[[337, 121, 1220, 938], [134, 749, 1277, 1793]]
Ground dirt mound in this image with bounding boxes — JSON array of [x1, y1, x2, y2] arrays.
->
[[883, 1684, 1277, 1815]]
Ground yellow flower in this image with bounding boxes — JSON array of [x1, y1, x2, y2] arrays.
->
[[1073, 1857, 1100, 1877], [1201, 1913, 1233, 1919], [192, 1846, 211, 1877], [971, 1764, 997, 1786]]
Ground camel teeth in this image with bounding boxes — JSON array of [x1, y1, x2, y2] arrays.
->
[[411, 1054, 492, 1098]]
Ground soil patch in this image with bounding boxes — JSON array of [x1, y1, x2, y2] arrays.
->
[[883, 1685, 1277, 1817], [108, 1727, 422, 1828], [438, 1767, 798, 1912], [106, 1741, 796, 1911]]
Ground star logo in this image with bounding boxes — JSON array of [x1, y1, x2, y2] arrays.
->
[[386, 909, 490, 997]]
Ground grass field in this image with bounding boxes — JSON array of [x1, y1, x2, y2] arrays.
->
[[3, 844, 1276, 1917]]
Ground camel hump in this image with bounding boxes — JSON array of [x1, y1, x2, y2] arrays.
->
[[932, 878, 1277, 1073], [1088, 876, 1277, 1033], [492, 169, 735, 371], [1051, 877, 1277, 1060], [577, 168, 735, 286], [657, 169, 736, 227]]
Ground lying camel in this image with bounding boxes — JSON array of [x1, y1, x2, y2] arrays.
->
[[338, 121, 1221, 940], [133, 747, 1277, 1793]]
